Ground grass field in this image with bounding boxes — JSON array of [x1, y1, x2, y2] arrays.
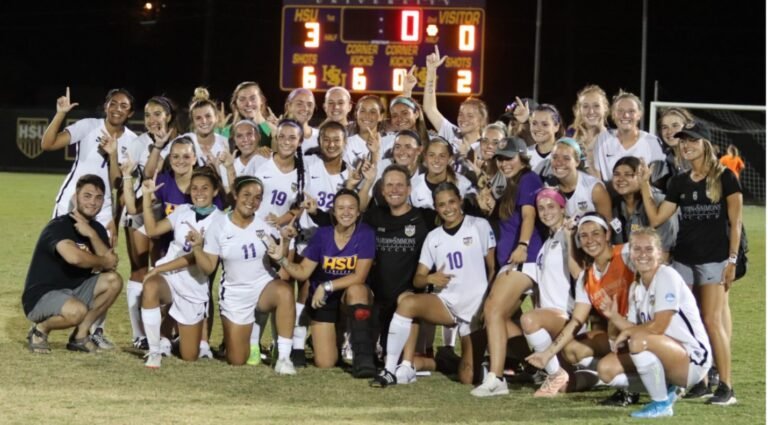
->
[[0, 172, 764, 424]]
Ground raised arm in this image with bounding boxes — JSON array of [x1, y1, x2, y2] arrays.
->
[[41, 87, 79, 151], [141, 175, 172, 237], [422, 45, 449, 131]]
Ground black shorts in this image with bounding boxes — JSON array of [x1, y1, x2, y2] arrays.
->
[[306, 294, 343, 323]]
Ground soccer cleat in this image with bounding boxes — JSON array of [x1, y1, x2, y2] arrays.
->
[[133, 337, 149, 351], [274, 358, 297, 376], [247, 344, 262, 366], [290, 349, 307, 368], [534, 368, 569, 397], [630, 398, 674, 418], [198, 344, 214, 359], [159, 337, 173, 357], [532, 369, 548, 386], [708, 383, 737, 406], [90, 328, 115, 350], [395, 364, 417, 385], [599, 389, 641, 406], [470, 372, 509, 397], [144, 352, 162, 369], [370, 369, 397, 388], [683, 380, 713, 399]]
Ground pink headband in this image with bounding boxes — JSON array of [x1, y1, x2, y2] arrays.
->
[[536, 188, 566, 209]]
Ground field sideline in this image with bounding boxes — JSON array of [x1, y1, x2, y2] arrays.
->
[[0, 172, 764, 424]]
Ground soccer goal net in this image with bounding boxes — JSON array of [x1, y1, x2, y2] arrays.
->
[[649, 101, 766, 204]]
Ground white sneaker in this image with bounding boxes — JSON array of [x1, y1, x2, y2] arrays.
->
[[471, 372, 509, 397], [144, 352, 162, 369], [395, 364, 417, 384], [198, 343, 213, 359], [274, 358, 297, 376], [159, 337, 172, 357]]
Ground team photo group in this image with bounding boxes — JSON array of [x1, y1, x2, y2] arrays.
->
[[22, 46, 746, 420]]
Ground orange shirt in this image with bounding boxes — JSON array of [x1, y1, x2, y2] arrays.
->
[[720, 155, 745, 178], [583, 244, 635, 317]]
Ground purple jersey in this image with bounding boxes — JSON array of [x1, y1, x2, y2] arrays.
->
[[302, 223, 376, 297], [496, 170, 545, 265], [155, 171, 226, 217]]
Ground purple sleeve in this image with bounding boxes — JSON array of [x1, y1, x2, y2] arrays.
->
[[518, 171, 543, 207], [358, 224, 376, 259], [302, 226, 327, 263]]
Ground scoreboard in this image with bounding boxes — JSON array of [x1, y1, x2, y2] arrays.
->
[[279, 0, 486, 96]]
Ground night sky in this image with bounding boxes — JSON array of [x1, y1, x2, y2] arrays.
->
[[1, 0, 764, 127]]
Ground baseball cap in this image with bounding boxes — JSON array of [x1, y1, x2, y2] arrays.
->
[[493, 137, 528, 159], [674, 121, 712, 141]]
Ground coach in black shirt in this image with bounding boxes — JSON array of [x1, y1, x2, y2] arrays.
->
[[22, 174, 123, 353]]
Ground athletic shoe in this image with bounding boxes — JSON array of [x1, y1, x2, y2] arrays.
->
[[534, 368, 569, 397], [470, 372, 509, 397], [247, 344, 262, 366], [630, 398, 674, 418], [683, 380, 713, 399], [133, 337, 149, 351], [708, 383, 737, 406], [90, 328, 115, 350], [667, 385, 679, 404], [341, 334, 353, 362], [571, 367, 600, 391], [708, 367, 720, 392], [599, 389, 640, 406], [198, 344, 214, 359], [290, 349, 307, 368], [144, 352, 162, 369], [159, 337, 172, 357], [370, 369, 397, 388], [274, 358, 297, 376], [532, 369, 548, 386], [395, 364, 417, 385], [66, 335, 99, 353]]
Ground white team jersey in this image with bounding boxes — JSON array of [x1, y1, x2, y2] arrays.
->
[[563, 171, 603, 221], [300, 127, 320, 155], [627, 265, 711, 366], [535, 228, 573, 313], [527, 145, 551, 171], [344, 133, 372, 168], [54, 118, 137, 226], [252, 155, 304, 220], [299, 156, 349, 230], [409, 173, 476, 209], [157, 205, 223, 302], [418, 215, 496, 322], [118, 132, 152, 195], [160, 132, 230, 187], [203, 213, 279, 290], [594, 130, 665, 181], [235, 154, 268, 177], [379, 132, 397, 161], [438, 120, 465, 151]]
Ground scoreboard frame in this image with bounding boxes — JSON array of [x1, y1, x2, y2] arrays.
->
[[279, 0, 486, 96]]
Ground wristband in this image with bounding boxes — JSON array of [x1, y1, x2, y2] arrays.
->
[[323, 281, 334, 294], [518, 241, 529, 247], [728, 255, 738, 265]]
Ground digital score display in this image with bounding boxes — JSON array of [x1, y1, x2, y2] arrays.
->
[[280, 0, 486, 96]]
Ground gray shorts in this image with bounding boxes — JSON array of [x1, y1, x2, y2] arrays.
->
[[26, 274, 100, 323], [672, 261, 727, 286]]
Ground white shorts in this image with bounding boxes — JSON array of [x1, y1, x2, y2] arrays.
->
[[165, 272, 209, 325], [498, 262, 537, 294], [436, 292, 483, 337], [218, 277, 273, 325], [686, 361, 710, 389]]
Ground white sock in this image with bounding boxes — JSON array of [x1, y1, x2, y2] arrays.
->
[[250, 323, 261, 346], [199, 340, 210, 350], [385, 313, 413, 373], [442, 325, 457, 348], [293, 303, 306, 349], [632, 351, 667, 402], [525, 329, 560, 375], [607, 373, 628, 388], [127, 280, 144, 339], [277, 336, 292, 361], [577, 356, 595, 369], [141, 307, 161, 354]]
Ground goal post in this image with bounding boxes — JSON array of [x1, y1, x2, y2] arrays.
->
[[649, 101, 766, 204]]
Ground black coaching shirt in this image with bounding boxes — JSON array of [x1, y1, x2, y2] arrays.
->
[[364, 205, 430, 305], [665, 168, 741, 264], [22, 215, 108, 315]]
